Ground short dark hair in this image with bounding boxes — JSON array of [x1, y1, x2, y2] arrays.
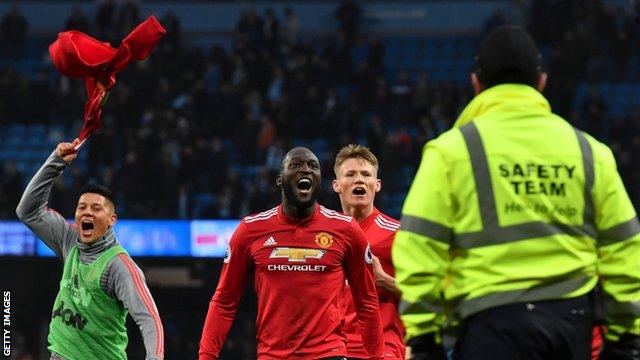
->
[[78, 184, 116, 211], [279, 146, 317, 174], [476, 26, 541, 88]]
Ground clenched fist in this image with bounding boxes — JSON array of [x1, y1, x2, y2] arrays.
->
[[55, 138, 80, 163]]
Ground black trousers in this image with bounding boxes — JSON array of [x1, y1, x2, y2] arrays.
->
[[453, 295, 593, 360]]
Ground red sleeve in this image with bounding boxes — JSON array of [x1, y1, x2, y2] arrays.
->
[[344, 220, 384, 359], [199, 221, 252, 360]]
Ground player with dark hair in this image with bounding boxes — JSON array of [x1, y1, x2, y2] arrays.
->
[[199, 146, 384, 360], [333, 144, 405, 360], [16, 139, 164, 360]]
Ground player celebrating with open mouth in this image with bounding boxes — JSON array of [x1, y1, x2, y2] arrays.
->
[[332, 144, 406, 360], [17, 140, 164, 360], [199, 146, 384, 360]]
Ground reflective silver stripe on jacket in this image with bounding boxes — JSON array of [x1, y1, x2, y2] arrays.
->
[[399, 123, 598, 247], [454, 122, 597, 249]]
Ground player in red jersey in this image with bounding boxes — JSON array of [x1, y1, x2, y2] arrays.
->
[[199, 147, 384, 360], [332, 144, 406, 360]]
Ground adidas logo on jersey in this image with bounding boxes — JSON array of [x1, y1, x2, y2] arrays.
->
[[263, 236, 277, 246]]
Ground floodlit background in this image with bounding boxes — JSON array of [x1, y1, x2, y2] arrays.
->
[[0, 0, 638, 358]]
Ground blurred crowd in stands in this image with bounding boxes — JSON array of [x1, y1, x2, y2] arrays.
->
[[0, 0, 636, 221], [2, 0, 640, 359]]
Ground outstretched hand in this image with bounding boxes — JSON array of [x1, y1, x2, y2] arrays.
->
[[55, 138, 80, 163]]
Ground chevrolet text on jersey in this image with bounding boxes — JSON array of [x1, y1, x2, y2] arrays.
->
[[267, 264, 327, 272]]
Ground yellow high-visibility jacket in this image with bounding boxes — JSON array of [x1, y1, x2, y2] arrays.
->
[[392, 84, 640, 342]]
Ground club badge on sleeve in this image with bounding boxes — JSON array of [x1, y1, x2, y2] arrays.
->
[[365, 243, 374, 264]]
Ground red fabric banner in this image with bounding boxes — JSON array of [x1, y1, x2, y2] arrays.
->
[[49, 16, 166, 141]]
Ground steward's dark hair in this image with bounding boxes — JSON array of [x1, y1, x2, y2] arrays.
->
[[476, 26, 541, 88]]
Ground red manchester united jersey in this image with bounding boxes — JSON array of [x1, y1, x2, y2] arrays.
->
[[341, 208, 405, 359], [199, 204, 384, 360]]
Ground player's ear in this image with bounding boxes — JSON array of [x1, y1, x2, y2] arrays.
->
[[276, 174, 282, 186], [471, 72, 484, 95], [375, 178, 381, 193], [537, 72, 547, 92], [332, 179, 340, 193], [108, 213, 117, 227]]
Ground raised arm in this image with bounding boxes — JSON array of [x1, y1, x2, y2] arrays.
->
[[16, 140, 80, 259]]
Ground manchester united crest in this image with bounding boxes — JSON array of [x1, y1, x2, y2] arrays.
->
[[314, 232, 334, 248]]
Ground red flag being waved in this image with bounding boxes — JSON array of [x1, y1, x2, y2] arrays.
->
[[49, 16, 166, 146]]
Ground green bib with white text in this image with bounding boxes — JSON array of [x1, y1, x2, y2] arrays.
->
[[48, 244, 128, 360]]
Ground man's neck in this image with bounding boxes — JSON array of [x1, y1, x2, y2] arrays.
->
[[282, 202, 316, 220], [77, 228, 115, 255], [343, 203, 374, 224]]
